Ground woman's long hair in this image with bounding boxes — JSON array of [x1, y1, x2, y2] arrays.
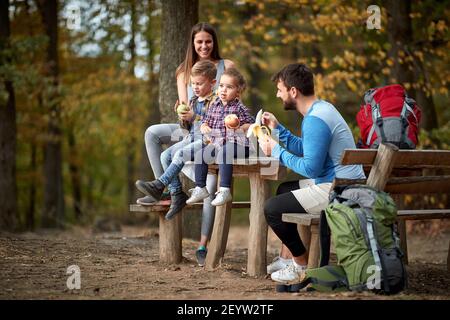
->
[[176, 22, 222, 85]]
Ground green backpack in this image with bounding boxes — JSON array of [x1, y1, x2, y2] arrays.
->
[[297, 185, 407, 294]]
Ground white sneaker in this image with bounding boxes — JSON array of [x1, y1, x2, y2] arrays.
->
[[186, 187, 210, 204], [267, 256, 293, 274], [271, 263, 307, 284], [211, 187, 232, 206]]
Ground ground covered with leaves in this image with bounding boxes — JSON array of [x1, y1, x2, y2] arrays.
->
[[0, 225, 449, 300]]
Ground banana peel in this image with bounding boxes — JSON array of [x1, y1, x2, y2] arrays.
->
[[247, 124, 271, 140]]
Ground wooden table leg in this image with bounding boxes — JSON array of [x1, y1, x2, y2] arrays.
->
[[447, 240, 450, 272], [159, 212, 182, 264], [307, 224, 320, 269], [398, 220, 408, 265], [299, 225, 312, 251], [247, 173, 270, 277], [205, 182, 233, 271]]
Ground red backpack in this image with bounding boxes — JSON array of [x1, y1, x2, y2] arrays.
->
[[356, 84, 421, 149]]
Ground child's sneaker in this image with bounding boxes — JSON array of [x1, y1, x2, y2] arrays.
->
[[267, 256, 293, 274], [211, 187, 232, 206], [271, 263, 307, 285], [135, 179, 165, 202], [186, 187, 210, 204], [136, 195, 156, 206], [196, 247, 207, 267]]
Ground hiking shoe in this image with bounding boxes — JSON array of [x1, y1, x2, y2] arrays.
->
[[135, 179, 165, 202], [165, 191, 189, 220], [196, 248, 207, 267], [211, 187, 232, 206], [267, 256, 293, 274], [161, 190, 171, 201], [136, 195, 156, 206], [271, 263, 307, 285], [186, 187, 209, 204]]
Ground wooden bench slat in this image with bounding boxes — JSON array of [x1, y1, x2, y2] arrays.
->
[[341, 149, 450, 168], [334, 175, 450, 194], [130, 201, 252, 213], [282, 209, 450, 226]]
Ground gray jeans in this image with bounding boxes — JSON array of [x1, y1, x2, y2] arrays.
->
[[144, 123, 217, 239]]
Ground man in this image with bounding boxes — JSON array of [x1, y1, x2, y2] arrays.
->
[[258, 63, 365, 284]]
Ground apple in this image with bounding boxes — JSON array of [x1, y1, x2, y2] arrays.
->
[[224, 114, 240, 129], [176, 103, 190, 114]]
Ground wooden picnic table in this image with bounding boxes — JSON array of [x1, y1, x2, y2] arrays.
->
[[204, 156, 286, 277]]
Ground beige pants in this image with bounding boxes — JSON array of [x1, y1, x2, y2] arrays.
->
[[291, 179, 332, 214]]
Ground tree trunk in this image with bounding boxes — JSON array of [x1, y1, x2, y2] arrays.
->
[[27, 143, 37, 230], [0, 0, 18, 231], [127, 0, 138, 207], [159, 0, 198, 123], [159, 0, 199, 239], [138, 0, 160, 184], [38, 0, 65, 228], [68, 130, 82, 221], [385, 0, 415, 97], [386, 0, 438, 131]]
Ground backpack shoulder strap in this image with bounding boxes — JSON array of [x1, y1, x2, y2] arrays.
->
[[319, 210, 331, 267]]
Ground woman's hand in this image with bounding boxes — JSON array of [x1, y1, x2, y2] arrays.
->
[[200, 123, 212, 134], [261, 112, 279, 130]]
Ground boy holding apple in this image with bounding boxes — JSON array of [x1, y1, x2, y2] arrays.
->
[[135, 60, 218, 220]]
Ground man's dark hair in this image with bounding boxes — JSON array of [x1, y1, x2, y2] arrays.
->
[[271, 63, 315, 96]]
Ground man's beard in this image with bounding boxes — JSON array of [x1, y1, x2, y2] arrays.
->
[[283, 97, 297, 110]]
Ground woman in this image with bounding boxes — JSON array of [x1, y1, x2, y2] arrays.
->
[[139, 22, 235, 266]]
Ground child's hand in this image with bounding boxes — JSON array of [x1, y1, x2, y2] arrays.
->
[[178, 107, 194, 121], [200, 123, 212, 134], [173, 99, 188, 112]]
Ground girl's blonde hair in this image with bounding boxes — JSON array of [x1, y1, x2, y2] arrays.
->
[[176, 22, 222, 85], [222, 68, 246, 92]]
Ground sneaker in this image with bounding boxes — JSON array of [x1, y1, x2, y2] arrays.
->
[[161, 191, 171, 201], [211, 187, 232, 206], [267, 256, 293, 274], [136, 195, 156, 206], [186, 187, 210, 204], [271, 263, 307, 285], [165, 191, 189, 220], [196, 248, 207, 267], [135, 179, 165, 202]]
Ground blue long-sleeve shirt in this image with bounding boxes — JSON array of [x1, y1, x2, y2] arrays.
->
[[271, 100, 365, 184]]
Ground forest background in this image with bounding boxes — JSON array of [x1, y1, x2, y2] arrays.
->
[[1, 0, 448, 235]]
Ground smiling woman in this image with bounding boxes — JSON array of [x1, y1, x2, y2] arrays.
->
[[139, 22, 236, 267]]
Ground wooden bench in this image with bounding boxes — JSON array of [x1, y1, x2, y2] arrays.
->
[[282, 143, 450, 270], [130, 200, 251, 264], [130, 157, 286, 275]]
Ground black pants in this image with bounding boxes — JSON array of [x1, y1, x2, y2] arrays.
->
[[264, 181, 307, 257]]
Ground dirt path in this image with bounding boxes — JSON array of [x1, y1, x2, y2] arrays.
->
[[1, 225, 449, 300]]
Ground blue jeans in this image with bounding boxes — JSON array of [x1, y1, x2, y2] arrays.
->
[[195, 142, 250, 188], [160, 137, 203, 194], [145, 124, 217, 239]]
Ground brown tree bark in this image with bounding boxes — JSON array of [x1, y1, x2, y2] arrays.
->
[[159, 0, 198, 123], [159, 0, 199, 239], [386, 0, 438, 131], [386, 0, 415, 97], [37, 0, 65, 228], [68, 130, 82, 220], [127, 0, 138, 207], [0, 0, 18, 231]]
